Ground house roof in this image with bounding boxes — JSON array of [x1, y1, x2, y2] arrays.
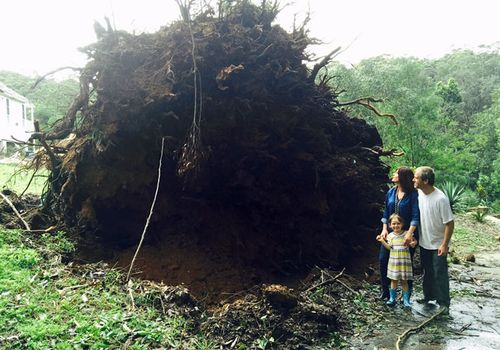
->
[[0, 81, 31, 104]]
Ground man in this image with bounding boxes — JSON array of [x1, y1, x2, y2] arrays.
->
[[413, 166, 454, 312]]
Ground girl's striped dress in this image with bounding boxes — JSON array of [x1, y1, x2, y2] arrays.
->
[[387, 231, 413, 280]]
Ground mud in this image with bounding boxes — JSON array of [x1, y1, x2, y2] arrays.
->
[[108, 223, 500, 349], [349, 251, 500, 350]]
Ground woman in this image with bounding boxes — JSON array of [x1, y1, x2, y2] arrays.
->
[[379, 166, 419, 300]]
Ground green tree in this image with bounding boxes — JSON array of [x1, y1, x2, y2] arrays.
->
[[433, 48, 500, 126], [328, 49, 500, 187], [468, 89, 500, 203], [0, 71, 79, 130]]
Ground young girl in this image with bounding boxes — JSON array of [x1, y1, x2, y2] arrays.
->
[[376, 213, 417, 307]]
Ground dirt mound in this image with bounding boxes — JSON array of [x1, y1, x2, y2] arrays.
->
[[35, 1, 388, 305]]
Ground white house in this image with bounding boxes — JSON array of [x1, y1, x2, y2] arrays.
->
[[0, 81, 35, 156]]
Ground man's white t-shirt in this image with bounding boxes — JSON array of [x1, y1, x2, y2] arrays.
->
[[417, 188, 454, 250]]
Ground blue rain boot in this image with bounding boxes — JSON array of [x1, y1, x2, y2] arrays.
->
[[403, 291, 412, 307], [386, 288, 397, 306]]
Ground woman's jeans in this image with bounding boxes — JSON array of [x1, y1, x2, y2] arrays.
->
[[379, 244, 415, 297]]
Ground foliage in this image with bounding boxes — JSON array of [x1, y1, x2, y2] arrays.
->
[[40, 231, 76, 255], [255, 336, 275, 349], [327, 332, 349, 349], [471, 209, 487, 223], [329, 47, 500, 191], [0, 70, 79, 129], [440, 181, 465, 213], [0, 227, 214, 350], [456, 188, 481, 212]]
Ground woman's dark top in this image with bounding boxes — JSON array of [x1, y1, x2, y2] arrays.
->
[[381, 186, 420, 239]]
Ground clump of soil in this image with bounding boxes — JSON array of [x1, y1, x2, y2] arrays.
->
[[0, 190, 41, 228], [36, 1, 388, 308]]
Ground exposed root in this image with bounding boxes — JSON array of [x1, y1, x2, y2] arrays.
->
[[340, 97, 398, 125]]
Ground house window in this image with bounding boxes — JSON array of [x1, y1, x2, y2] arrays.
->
[[22, 104, 26, 127], [26, 105, 33, 121], [6, 99, 10, 123]]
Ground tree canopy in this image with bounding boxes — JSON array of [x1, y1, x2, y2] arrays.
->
[[329, 48, 500, 208]]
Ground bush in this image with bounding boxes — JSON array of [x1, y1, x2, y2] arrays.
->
[[440, 181, 465, 213], [472, 209, 488, 222], [456, 188, 480, 212], [491, 199, 500, 214]]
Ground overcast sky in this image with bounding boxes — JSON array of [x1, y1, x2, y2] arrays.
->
[[1, 0, 498, 76]]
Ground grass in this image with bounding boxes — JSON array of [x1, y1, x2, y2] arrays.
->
[[0, 227, 214, 349], [0, 163, 48, 195], [452, 213, 500, 258]]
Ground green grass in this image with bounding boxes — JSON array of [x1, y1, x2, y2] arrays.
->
[[452, 214, 500, 257], [0, 163, 48, 195], [0, 227, 214, 349]]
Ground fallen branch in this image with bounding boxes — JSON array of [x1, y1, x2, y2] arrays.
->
[[26, 225, 58, 233], [322, 269, 357, 294], [305, 267, 345, 293], [0, 192, 30, 231], [127, 281, 136, 311], [396, 307, 447, 350]]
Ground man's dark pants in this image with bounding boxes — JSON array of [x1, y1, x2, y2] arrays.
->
[[420, 247, 450, 307]]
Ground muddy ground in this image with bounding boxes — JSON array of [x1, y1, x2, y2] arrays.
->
[[348, 251, 500, 350], [3, 189, 498, 349], [348, 215, 500, 350], [109, 215, 499, 349]]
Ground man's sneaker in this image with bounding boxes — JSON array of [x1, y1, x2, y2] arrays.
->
[[437, 305, 449, 316], [416, 298, 431, 304]]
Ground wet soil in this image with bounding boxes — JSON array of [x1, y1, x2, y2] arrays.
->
[[348, 217, 500, 350], [349, 257, 500, 350], [113, 230, 305, 305], [109, 214, 499, 349]]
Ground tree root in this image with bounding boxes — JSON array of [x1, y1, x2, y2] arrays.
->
[[339, 97, 398, 125]]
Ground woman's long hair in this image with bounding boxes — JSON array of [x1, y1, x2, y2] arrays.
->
[[397, 167, 415, 193]]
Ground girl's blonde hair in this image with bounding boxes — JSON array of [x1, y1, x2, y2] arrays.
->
[[389, 213, 405, 224]]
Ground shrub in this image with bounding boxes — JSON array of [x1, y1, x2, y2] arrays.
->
[[457, 188, 480, 212], [472, 209, 488, 223], [440, 181, 465, 213]]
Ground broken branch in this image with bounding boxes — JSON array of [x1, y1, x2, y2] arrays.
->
[[305, 267, 346, 293], [396, 307, 447, 350]]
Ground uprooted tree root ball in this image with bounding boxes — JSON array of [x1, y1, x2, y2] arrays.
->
[[35, 1, 388, 311]]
